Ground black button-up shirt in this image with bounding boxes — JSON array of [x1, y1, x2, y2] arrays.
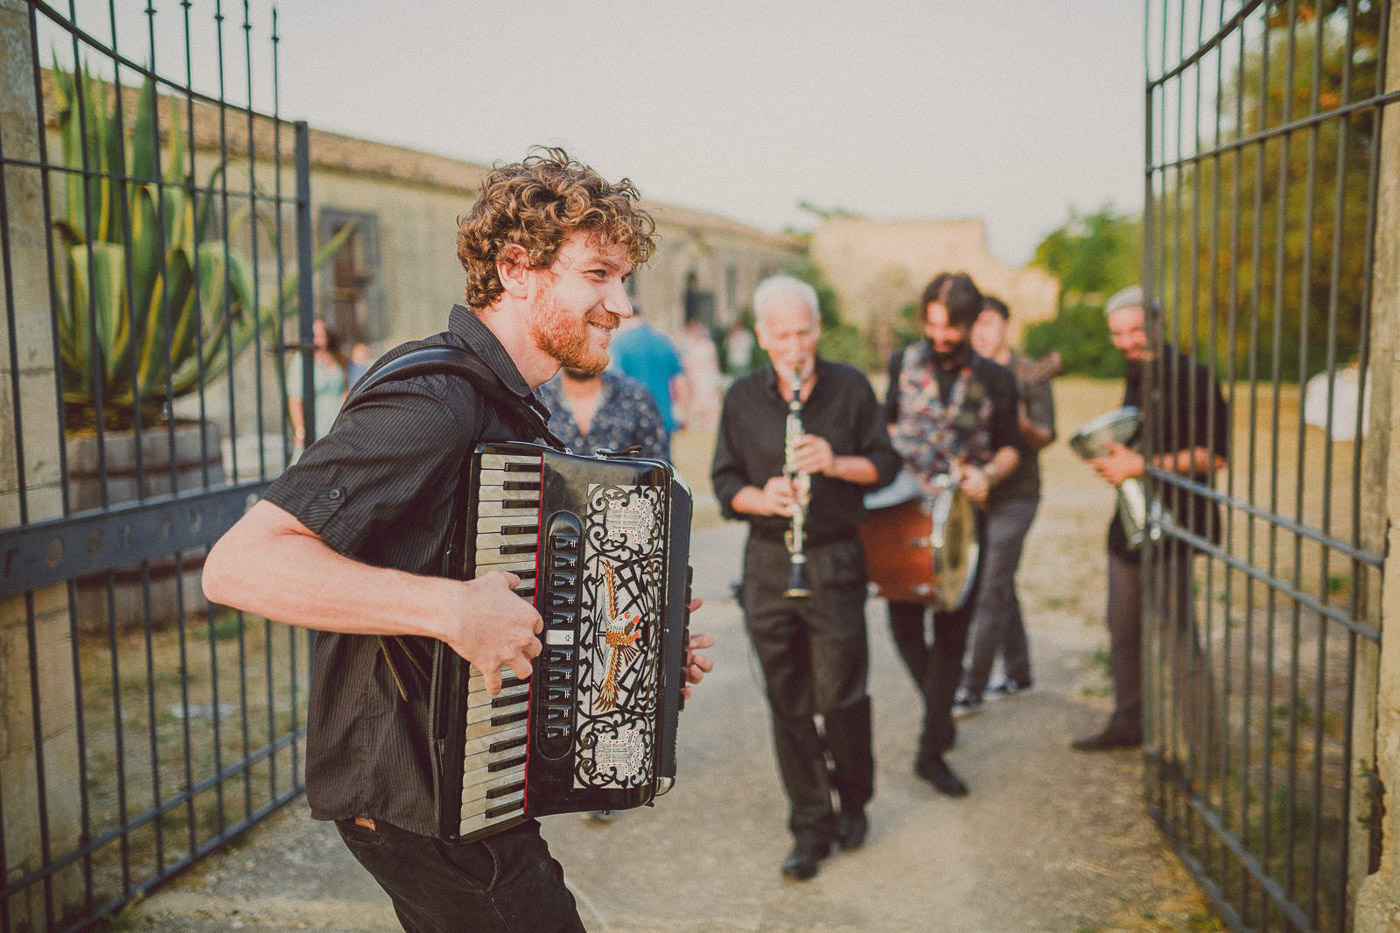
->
[[261, 305, 545, 836], [711, 358, 901, 543], [1109, 343, 1230, 558]]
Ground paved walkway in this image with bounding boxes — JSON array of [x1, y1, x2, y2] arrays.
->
[[132, 434, 1218, 932]]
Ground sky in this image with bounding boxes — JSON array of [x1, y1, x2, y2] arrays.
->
[[52, 0, 1148, 268]]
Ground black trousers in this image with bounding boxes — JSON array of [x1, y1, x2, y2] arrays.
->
[[886, 511, 987, 758], [742, 534, 874, 843], [335, 818, 584, 933]]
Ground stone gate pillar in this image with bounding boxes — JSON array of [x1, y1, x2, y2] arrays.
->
[[0, 0, 84, 927], [1354, 6, 1400, 930]]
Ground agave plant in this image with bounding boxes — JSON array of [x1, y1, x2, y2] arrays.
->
[[51, 61, 351, 431]]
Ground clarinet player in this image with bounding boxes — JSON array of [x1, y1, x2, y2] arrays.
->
[[711, 275, 900, 881]]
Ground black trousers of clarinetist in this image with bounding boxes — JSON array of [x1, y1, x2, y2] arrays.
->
[[742, 533, 874, 845]]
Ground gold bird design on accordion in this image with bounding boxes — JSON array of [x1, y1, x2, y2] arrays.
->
[[598, 560, 642, 711]]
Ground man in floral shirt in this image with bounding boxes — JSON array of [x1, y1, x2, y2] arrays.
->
[[884, 272, 1021, 798]]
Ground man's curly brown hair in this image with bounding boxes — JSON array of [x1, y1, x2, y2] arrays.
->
[[456, 147, 657, 309]]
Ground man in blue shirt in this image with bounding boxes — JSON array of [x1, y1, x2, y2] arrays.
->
[[609, 304, 689, 433]]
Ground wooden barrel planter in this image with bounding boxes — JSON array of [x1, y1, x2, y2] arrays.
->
[[65, 421, 225, 634]]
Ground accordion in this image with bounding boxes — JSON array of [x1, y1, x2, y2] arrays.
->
[[430, 441, 694, 843]]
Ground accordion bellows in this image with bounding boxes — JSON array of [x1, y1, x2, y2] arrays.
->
[[430, 442, 693, 842]]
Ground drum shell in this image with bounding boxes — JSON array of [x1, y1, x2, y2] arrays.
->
[[858, 498, 938, 605]]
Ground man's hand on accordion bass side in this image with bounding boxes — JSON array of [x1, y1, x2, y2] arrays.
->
[[682, 613, 715, 699], [449, 570, 544, 695]]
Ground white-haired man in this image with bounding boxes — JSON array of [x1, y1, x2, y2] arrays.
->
[[711, 275, 900, 881], [1075, 285, 1229, 751]]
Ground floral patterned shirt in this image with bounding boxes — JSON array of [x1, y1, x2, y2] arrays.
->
[[885, 343, 1020, 492], [536, 370, 671, 462]]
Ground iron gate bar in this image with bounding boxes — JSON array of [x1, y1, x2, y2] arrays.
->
[[1149, 87, 1400, 172], [0, 484, 267, 600], [1153, 0, 1269, 87], [0, 727, 304, 904]]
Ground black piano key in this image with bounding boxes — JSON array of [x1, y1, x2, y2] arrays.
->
[[486, 780, 526, 800], [485, 799, 526, 819], [491, 710, 529, 727], [500, 524, 538, 536], [501, 544, 537, 555], [491, 691, 529, 709], [500, 675, 527, 691], [487, 754, 527, 773], [487, 735, 528, 754]]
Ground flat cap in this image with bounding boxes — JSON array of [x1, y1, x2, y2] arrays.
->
[[1105, 285, 1145, 317]]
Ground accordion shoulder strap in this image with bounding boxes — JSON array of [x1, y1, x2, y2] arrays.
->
[[346, 343, 566, 451]]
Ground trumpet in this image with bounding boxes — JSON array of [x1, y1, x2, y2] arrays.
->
[[782, 364, 812, 599]]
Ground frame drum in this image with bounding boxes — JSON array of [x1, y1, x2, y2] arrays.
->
[[858, 469, 979, 610]]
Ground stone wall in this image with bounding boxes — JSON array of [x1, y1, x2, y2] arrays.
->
[[809, 216, 1060, 342]]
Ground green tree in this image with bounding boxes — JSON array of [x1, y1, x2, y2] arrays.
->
[[1022, 205, 1141, 377], [1157, 0, 1382, 382]]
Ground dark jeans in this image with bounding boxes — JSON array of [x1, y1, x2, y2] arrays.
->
[[334, 818, 584, 933], [743, 534, 874, 843], [961, 497, 1039, 697]]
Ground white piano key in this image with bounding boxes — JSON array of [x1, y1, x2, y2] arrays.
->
[[461, 770, 525, 807], [461, 788, 525, 820], [480, 454, 542, 471], [459, 801, 525, 836], [473, 552, 538, 569], [461, 755, 526, 791], [460, 724, 527, 758], [474, 516, 539, 535], [474, 499, 540, 517], [475, 532, 540, 550]]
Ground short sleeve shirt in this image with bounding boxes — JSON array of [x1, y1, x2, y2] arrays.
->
[[261, 305, 546, 836]]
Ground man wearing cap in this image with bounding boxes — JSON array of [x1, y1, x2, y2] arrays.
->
[[1074, 285, 1229, 751]]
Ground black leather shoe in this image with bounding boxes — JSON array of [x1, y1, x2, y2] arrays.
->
[[834, 808, 868, 851], [915, 754, 969, 797], [1071, 729, 1142, 752], [779, 839, 831, 880]]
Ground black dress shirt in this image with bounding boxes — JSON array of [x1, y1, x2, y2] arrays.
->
[[261, 304, 545, 836], [711, 358, 901, 544]]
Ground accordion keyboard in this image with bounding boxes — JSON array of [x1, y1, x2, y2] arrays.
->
[[458, 450, 543, 837]]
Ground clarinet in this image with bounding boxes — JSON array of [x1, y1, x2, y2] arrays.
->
[[782, 365, 813, 599]]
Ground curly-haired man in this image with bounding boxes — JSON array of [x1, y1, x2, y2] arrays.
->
[[204, 149, 712, 932]]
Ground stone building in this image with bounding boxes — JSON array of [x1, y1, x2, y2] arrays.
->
[[306, 132, 802, 354], [809, 216, 1059, 350]]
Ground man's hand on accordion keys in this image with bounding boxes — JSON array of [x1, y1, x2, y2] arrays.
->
[[448, 569, 544, 695]]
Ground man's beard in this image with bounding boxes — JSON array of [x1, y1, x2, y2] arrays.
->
[[928, 338, 970, 368], [563, 367, 601, 381], [530, 291, 616, 373]]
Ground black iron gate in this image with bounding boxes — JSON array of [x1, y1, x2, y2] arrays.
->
[[0, 2, 322, 929], [1143, 1, 1394, 929]]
